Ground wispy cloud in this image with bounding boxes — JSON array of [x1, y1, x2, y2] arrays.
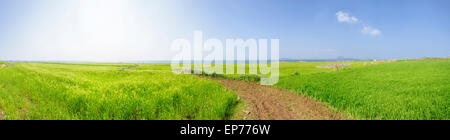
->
[[336, 11, 359, 23], [361, 26, 381, 36], [336, 11, 381, 36]]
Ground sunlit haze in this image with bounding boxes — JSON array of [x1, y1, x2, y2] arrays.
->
[[0, 0, 449, 62]]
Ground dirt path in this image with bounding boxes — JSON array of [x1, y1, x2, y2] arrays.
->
[[0, 107, 5, 120], [208, 77, 346, 120]]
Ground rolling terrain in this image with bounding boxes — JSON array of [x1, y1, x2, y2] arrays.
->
[[0, 59, 448, 120], [0, 63, 237, 120]]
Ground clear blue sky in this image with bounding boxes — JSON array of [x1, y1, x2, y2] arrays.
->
[[0, 0, 449, 61]]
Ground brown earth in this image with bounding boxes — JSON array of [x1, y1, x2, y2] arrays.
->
[[0, 107, 5, 120], [207, 77, 346, 120]]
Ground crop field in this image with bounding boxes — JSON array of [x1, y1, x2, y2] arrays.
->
[[198, 59, 449, 120], [200, 61, 369, 82], [0, 63, 237, 120], [276, 60, 449, 120], [0, 59, 448, 120]]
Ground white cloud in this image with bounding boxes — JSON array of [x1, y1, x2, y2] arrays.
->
[[361, 26, 381, 36], [336, 11, 359, 23], [336, 11, 382, 36]]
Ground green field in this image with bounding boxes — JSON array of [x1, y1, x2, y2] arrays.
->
[[0, 63, 237, 120], [276, 60, 449, 120], [0, 59, 448, 120], [201, 60, 449, 120]]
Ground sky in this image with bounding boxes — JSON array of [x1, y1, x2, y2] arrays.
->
[[0, 0, 449, 61]]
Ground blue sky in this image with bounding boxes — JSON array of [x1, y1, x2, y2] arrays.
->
[[0, 0, 449, 61]]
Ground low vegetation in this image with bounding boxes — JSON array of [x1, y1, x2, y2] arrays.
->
[[276, 60, 449, 120], [0, 63, 237, 120], [0, 59, 448, 120]]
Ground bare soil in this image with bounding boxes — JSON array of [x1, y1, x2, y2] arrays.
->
[[207, 77, 346, 120], [0, 107, 5, 120]]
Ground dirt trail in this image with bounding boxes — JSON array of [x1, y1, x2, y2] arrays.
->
[[0, 107, 5, 120], [208, 77, 346, 120]]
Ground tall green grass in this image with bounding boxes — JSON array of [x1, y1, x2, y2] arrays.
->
[[0, 63, 237, 120], [276, 60, 449, 120]]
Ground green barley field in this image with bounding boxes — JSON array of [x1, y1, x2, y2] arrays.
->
[[192, 59, 449, 120], [0, 59, 448, 120], [0, 63, 237, 120], [276, 60, 449, 120]]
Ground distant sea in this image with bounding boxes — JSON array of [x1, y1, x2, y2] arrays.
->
[[3, 59, 370, 63]]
